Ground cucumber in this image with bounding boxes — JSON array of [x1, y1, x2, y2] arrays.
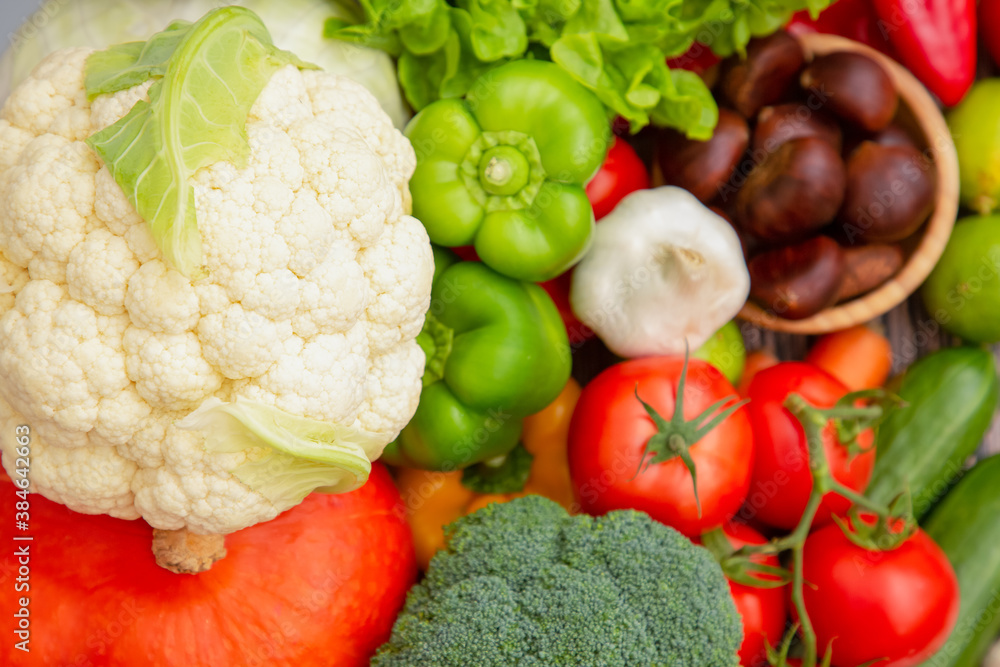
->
[[920, 454, 1000, 667], [866, 347, 998, 519]]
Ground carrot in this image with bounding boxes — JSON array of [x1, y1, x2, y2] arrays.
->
[[806, 325, 893, 390]]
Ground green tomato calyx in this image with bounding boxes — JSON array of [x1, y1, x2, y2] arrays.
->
[[634, 349, 748, 518]]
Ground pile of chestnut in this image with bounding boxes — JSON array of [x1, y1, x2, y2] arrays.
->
[[657, 31, 936, 320]]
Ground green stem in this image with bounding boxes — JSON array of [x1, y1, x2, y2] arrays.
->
[[731, 501, 818, 558], [791, 493, 823, 667], [813, 405, 883, 421], [828, 481, 892, 516], [731, 393, 889, 667], [479, 145, 530, 196]]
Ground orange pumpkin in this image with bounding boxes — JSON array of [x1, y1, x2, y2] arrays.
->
[[1, 463, 414, 666]]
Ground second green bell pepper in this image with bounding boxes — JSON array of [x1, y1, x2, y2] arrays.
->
[[405, 60, 611, 283], [383, 247, 571, 470]]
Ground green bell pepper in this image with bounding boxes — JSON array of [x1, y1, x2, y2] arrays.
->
[[405, 60, 611, 283], [383, 247, 571, 470]]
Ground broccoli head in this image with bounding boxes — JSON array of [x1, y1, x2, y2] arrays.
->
[[372, 495, 743, 666]]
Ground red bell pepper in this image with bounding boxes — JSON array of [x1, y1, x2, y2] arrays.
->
[[982, 0, 1000, 68], [666, 43, 720, 75], [872, 0, 976, 107], [787, 0, 895, 55]]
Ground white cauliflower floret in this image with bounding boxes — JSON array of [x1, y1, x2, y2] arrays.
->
[[66, 229, 139, 315], [358, 343, 426, 435], [0, 121, 35, 172], [122, 327, 224, 411], [1, 47, 91, 138], [94, 166, 142, 236], [361, 213, 436, 353], [124, 260, 200, 334], [0, 251, 28, 312], [198, 303, 291, 379], [302, 71, 416, 205], [0, 48, 433, 535], [1, 135, 101, 278], [243, 323, 370, 423], [280, 189, 341, 277]]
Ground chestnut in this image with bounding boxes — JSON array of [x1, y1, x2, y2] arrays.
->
[[869, 125, 919, 150], [753, 103, 843, 154], [657, 108, 749, 204], [749, 236, 846, 320], [836, 141, 935, 244], [718, 31, 805, 118], [842, 124, 918, 159], [800, 52, 898, 132], [836, 243, 905, 302], [734, 136, 846, 243]]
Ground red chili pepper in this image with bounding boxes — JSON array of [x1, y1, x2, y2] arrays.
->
[[982, 0, 1000, 68], [872, 0, 976, 107], [786, 0, 895, 55]]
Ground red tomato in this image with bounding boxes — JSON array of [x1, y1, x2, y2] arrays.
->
[[797, 521, 960, 667], [584, 137, 650, 221], [742, 363, 875, 531], [707, 523, 788, 667], [1, 464, 415, 666], [568, 356, 753, 536]]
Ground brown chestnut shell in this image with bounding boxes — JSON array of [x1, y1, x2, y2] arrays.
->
[[719, 31, 805, 118], [753, 103, 844, 154], [657, 108, 750, 204], [836, 243, 905, 302], [800, 51, 899, 132], [842, 124, 919, 160], [749, 236, 846, 320], [734, 136, 847, 243], [835, 141, 936, 244]]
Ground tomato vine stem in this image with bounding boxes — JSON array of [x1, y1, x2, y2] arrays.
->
[[726, 390, 902, 667]]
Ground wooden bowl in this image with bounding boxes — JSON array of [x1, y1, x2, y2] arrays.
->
[[736, 33, 959, 334]]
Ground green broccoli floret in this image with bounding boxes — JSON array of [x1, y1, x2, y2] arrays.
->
[[372, 495, 743, 666]]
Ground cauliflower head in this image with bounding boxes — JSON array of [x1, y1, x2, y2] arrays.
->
[[0, 41, 433, 534]]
